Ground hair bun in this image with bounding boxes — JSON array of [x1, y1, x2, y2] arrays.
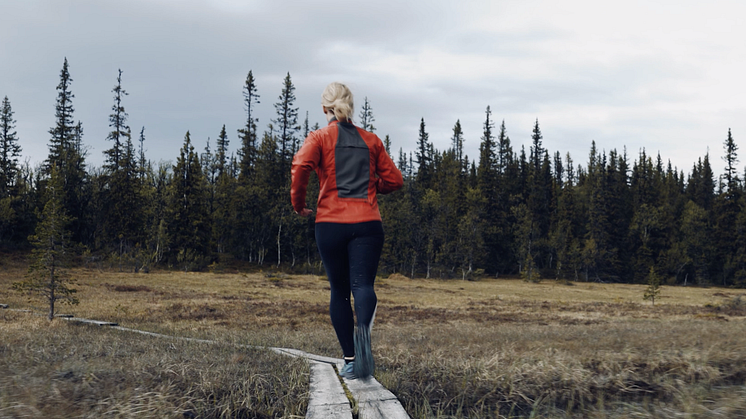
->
[[321, 82, 354, 122]]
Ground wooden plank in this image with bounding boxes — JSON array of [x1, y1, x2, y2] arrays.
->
[[358, 399, 410, 419], [343, 375, 397, 402], [340, 362, 410, 419], [111, 326, 172, 339], [64, 317, 118, 326], [306, 404, 352, 419], [307, 363, 350, 407], [306, 363, 351, 419], [273, 347, 340, 365]]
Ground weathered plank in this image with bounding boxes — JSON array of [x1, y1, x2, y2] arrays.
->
[[305, 363, 352, 419], [341, 362, 410, 419], [64, 317, 118, 326], [358, 399, 410, 419], [273, 347, 341, 365], [306, 404, 352, 418]]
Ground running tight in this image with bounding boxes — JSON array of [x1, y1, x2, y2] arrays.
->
[[315, 221, 384, 358]]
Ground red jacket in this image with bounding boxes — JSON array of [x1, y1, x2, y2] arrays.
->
[[291, 119, 403, 223]]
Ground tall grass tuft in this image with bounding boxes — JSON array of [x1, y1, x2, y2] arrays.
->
[[0, 315, 309, 418]]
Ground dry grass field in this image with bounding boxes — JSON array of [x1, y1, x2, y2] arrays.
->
[[2, 253, 746, 418]]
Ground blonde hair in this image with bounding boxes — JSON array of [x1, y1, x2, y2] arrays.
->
[[321, 82, 354, 122]]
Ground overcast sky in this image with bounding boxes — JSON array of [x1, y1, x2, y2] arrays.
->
[[2, 0, 744, 179]]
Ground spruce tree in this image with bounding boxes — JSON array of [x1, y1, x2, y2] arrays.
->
[[552, 153, 582, 281], [677, 200, 712, 285], [46, 58, 88, 244], [98, 70, 145, 265], [104, 70, 129, 170], [383, 135, 392, 156], [723, 128, 740, 193], [643, 266, 662, 305], [0, 96, 22, 244], [477, 107, 497, 193], [168, 131, 210, 270], [273, 72, 299, 180], [138, 127, 148, 178], [0, 96, 21, 199], [713, 129, 741, 285], [47, 58, 76, 174], [13, 164, 78, 320], [415, 118, 432, 188], [237, 70, 260, 180], [359, 97, 376, 132], [451, 120, 464, 165], [457, 187, 485, 279]]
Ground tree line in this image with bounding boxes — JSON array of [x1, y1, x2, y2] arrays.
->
[[2, 58, 745, 287]]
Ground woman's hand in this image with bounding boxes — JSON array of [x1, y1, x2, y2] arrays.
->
[[296, 208, 314, 217]]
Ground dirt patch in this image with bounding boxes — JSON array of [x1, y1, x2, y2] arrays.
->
[[109, 284, 153, 293], [166, 303, 227, 321]]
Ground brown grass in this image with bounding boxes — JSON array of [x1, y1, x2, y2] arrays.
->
[[0, 314, 309, 418], [2, 258, 746, 418]]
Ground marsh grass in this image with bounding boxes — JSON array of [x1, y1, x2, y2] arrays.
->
[[2, 257, 746, 418], [0, 314, 309, 418]]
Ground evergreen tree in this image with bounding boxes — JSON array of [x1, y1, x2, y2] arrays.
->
[[477, 107, 497, 193], [530, 119, 544, 172], [457, 187, 486, 279], [167, 131, 210, 270], [476, 107, 502, 273], [237, 70, 260, 181], [735, 192, 746, 286], [0, 96, 22, 199], [104, 69, 129, 170], [675, 200, 712, 285], [581, 144, 616, 281], [359, 97, 376, 132], [523, 120, 553, 273], [383, 134, 392, 156], [551, 153, 582, 281], [415, 118, 432, 188], [643, 266, 662, 305], [13, 164, 78, 320], [137, 127, 148, 178], [600, 152, 625, 281], [451, 120, 464, 165], [252, 127, 283, 265], [215, 125, 229, 176], [432, 146, 466, 276], [46, 58, 76, 174], [723, 128, 740, 193], [98, 70, 145, 267], [0, 96, 22, 245], [46, 58, 88, 244], [713, 129, 741, 285], [273, 72, 299, 180]]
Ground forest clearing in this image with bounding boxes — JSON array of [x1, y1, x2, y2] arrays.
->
[[2, 257, 746, 418]]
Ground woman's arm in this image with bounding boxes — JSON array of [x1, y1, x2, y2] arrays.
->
[[374, 143, 403, 194], [291, 133, 321, 213]]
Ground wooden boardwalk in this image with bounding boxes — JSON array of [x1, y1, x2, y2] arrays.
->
[[1, 305, 410, 419]]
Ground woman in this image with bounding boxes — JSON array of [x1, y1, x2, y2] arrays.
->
[[291, 82, 403, 379]]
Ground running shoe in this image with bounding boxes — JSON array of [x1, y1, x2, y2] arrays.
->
[[339, 361, 356, 379], [353, 326, 374, 379]]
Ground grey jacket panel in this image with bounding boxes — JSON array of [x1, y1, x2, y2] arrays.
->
[[335, 122, 370, 199]]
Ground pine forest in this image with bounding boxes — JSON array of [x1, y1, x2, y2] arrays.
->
[[2, 59, 746, 288]]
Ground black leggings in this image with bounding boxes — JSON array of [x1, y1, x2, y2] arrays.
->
[[315, 221, 384, 358]]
